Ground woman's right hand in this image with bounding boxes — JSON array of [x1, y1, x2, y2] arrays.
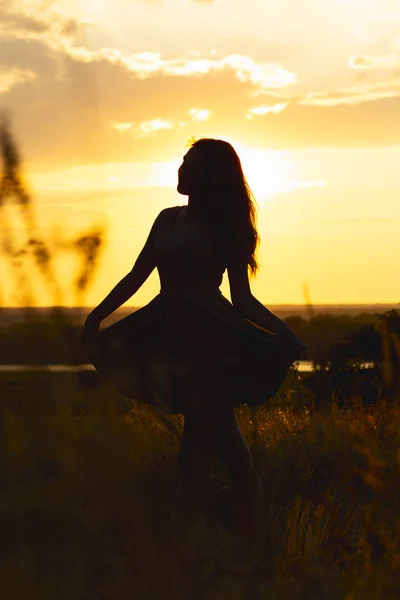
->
[[282, 328, 307, 360]]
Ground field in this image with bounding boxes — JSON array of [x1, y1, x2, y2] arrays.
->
[[1, 367, 400, 600]]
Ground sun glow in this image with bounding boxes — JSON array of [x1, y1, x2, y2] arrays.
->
[[120, 143, 294, 202], [29, 144, 295, 204], [233, 143, 294, 203]]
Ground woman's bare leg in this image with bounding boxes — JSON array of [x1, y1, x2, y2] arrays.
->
[[169, 395, 215, 525], [211, 407, 264, 539], [171, 398, 264, 537]]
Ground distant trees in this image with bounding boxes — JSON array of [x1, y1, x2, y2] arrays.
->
[[285, 312, 382, 364], [302, 309, 400, 409], [0, 309, 398, 371], [0, 321, 83, 365]]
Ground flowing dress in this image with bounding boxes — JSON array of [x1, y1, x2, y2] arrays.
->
[[87, 205, 301, 414]]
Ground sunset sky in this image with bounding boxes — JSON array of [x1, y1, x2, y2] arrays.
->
[[1, 0, 400, 307]]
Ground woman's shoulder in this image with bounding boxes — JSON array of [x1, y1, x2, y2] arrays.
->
[[153, 205, 181, 223], [150, 206, 182, 238], [157, 205, 182, 219], [164, 205, 183, 212]]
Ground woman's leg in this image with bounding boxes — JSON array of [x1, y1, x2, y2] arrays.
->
[[173, 403, 263, 533], [169, 403, 215, 524], [211, 408, 254, 481], [211, 407, 264, 538], [168, 372, 264, 538], [176, 407, 256, 502]]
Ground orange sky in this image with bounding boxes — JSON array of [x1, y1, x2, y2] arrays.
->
[[0, 0, 400, 307]]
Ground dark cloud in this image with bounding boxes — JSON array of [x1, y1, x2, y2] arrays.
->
[[1, 11, 49, 33], [0, 38, 60, 76], [0, 1, 84, 42], [61, 19, 80, 37]]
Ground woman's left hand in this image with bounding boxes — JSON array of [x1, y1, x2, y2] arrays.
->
[[81, 312, 101, 355], [283, 332, 307, 360]]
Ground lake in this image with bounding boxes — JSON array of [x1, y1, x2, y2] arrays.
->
[[0, 361, 375, 374]]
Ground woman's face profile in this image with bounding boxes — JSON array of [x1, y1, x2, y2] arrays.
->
[[177, 148, 204, 196]]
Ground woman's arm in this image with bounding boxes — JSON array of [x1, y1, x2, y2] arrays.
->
[[227, 261, 302, 344], [89, 272, 144, 323], [89, 208, 169, 323]]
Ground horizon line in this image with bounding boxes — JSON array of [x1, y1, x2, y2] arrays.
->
[[2, 303, 399, 310]]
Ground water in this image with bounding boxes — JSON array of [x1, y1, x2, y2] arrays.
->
[[0, 364, 97, 373], [0, 361, 374, 374]]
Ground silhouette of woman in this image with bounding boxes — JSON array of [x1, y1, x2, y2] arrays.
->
[[81, 138, 306, 540]]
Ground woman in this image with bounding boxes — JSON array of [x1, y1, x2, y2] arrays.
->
[[81, 138, 306, 540]]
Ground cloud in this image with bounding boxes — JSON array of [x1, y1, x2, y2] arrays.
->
[[64, 47, 297, 90], [3, 35, 400, 171], [299, 86, 400, 106], [138, 118, 182, 135], [220, 55, 296, 89], [0, 66, 37, 94], [113, 122, 133, 133], [1, 3, 298, 92], [112, 110, 211, 139], [0, 1, 90, 50], [242, 93, 400, 151], [0, 35, 62, 75], [188, 108, 212, 123], [350, 56, 374, 69], [298, 75, 400, 106], [246, 103, 288, 119], [349, 53, 400, 70], [0, 40, 256, 168], [0, 4, 299, 169], [2, 0, 400, 170], [1, 11, 50, 34]]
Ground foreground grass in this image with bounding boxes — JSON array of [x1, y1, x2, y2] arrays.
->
[[1, 370, 400, 600]]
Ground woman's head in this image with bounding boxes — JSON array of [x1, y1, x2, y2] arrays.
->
[[177, 138, 260, 276], [178, 139, 247, 196]]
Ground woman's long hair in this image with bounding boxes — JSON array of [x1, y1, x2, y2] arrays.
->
[[188, 138, 260, 277]]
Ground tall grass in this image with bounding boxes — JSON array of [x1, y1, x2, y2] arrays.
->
[[1, 371, 400, 599], [0, 113, 105, 317]]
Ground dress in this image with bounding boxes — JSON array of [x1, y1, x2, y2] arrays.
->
[[88, 206, 301, 414]]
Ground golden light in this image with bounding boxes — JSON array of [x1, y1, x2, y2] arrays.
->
[[233, 142, 294, 204], [28, 139, 295, 207], [126, 142, 294, 203]]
